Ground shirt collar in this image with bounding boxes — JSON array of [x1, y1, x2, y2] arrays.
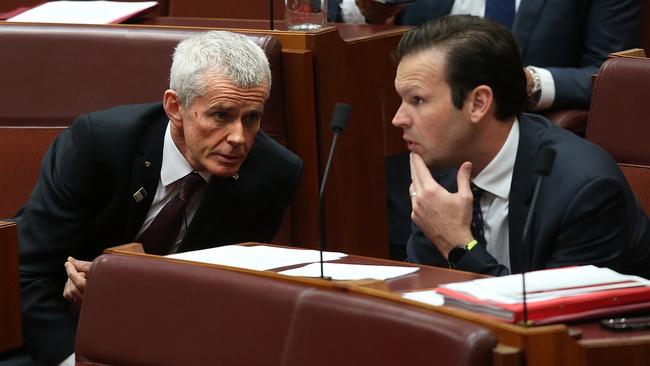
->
[[161, 121, 210, 186], [472, 119, 519, 200]]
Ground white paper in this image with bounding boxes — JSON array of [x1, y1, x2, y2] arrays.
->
[[7, 1, 158, 24], [402, 290, 445, 306], [279, 262, 419, 280], [440, 265, 650, 304], [167, 245, 347, 271]]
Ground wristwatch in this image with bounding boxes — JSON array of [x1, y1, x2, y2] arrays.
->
[[448, 246, 468, 268], [526, 66, 542, 111], [448, 239, 478, 268]]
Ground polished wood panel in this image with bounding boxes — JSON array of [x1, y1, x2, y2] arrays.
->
[[0, 221, 21, 352], [168, 0, 284, 21]]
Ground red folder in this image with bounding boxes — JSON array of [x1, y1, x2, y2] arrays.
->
[[436, 285, 650, 325]]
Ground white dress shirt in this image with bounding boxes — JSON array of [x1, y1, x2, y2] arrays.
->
[[471, 119, 520, 270], [134, 121, 210, 254]]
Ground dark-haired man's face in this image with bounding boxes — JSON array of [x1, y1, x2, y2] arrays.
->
[[392, 49, 473, 169]]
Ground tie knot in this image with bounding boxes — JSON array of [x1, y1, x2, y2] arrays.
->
[[179, 172, 205, 201], [470, 183, 484, 201]]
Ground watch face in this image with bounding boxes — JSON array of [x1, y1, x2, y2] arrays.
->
[[448, 245, 468, 266]]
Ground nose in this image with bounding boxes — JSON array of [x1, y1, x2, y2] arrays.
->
[[226, 120, 246, 146], [392, 103, 411, 129]]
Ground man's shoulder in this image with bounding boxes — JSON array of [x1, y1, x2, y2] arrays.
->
[[521, 113, 622, 181], [251, 131, 303, 169]]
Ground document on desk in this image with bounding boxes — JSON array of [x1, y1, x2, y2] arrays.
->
[[402, 290, 445, 306], [167, 245, 347, 271], [279, 263, 419, 280], [441, 265, 650, 304], [6, 1, 158, 24], [434, 265, 650, 324]]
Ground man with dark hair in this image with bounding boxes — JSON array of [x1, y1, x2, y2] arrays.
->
[[331, 0, 642, 261], [393, 15, 649, 276]]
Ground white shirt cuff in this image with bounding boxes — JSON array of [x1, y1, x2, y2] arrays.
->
[[341, 0, 367, 24], [59, 353, 75, 366], [528, 66, 555, 111]]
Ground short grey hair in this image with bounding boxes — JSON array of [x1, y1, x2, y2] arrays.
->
[[169, 31, 272, 107]]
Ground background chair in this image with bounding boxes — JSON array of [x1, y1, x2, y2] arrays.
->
[[586, 56, 650, 214]]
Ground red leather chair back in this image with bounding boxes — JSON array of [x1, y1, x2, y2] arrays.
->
[[586, 56, 650, 215], [0, 23, 286, 144], [586, 57, 650, 165], [76, 253, 497, 366]]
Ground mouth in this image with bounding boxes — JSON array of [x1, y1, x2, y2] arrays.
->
[[403, 137, 418, 151], [214, 153, 244, 167]]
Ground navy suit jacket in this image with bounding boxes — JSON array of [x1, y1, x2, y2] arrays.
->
[[17, 103, 303, 364], [407, 113, 650, 277], [331, 0, 642, 109]]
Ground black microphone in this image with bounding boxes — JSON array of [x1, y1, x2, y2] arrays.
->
[[520, 146, 556, 326], [319, 103, 352, 279], [269, 0, 274, 30]]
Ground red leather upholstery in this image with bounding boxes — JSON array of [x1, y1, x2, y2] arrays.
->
[[284, 289, 496, 366], [586, 56, 650, 216], [586, 57, 650, 165], [0, 23, 286, 144], [76, 253, 497, 366], [620, 164, 650, 215]]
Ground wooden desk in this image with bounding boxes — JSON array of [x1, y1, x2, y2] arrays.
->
[[0, 221, 21, 353], [333, 254, 650, 366], [130, 18, 410, 258], [106, 242, 650, 366]]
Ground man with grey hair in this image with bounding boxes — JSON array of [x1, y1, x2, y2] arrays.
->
[[13, 31, 302, 365]]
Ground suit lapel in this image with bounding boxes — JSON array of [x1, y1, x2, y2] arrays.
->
[[513, 0, 549, 56], [508, 115, 541, 273], [122, 117, 167, 242]]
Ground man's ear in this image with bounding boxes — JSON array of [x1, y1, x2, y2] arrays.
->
[[163, 89, 183, 128], [466, 85, 493, 124]]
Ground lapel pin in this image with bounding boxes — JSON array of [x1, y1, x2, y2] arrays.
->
[[144, 161, 151, 168], [133, 187, 148, 203]]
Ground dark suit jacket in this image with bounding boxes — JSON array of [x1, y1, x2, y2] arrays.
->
[[407, 113, 650, 277], [330, 0, 642, 110], [16, 103, 303, 364]]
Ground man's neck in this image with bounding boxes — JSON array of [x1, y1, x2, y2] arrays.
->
[[470, 116, 516, 177]]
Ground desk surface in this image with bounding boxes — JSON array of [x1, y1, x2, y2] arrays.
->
[[105, 242, 650, 366], [302, 250, 650, 366], [130, 16, 408, 42]]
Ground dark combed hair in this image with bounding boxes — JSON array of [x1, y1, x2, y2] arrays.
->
[[395, 15, 527, 120]]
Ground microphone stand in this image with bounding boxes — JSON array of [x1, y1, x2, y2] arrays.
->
[[318, 103, 352, 279], [520, 146, 556, 326], [269, 0, 274, 30]]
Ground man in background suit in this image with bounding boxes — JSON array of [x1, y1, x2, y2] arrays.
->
[[332, 0, 642, 111], [393, 16, 649, 276], [12, 31, 302, 365]]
